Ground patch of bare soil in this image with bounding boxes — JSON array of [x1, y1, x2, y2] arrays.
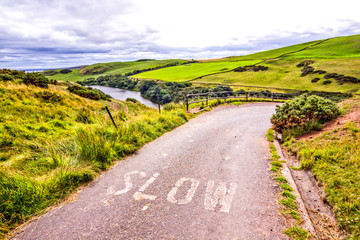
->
[[299, 99, 360, 141]]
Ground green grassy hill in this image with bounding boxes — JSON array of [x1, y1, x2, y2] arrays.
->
[[43, 59, 188, 82], [135, 34, 360, 93], [0, 72, 189, 238], [133, 60, 260, 82]]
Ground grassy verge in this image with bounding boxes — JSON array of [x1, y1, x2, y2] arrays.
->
[[0, 81, 189, 238], [266, 129, 310, 240], [284, 122, 360, 239]]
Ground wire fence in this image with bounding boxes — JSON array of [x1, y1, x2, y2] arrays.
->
[[185, 91, 341, 111]]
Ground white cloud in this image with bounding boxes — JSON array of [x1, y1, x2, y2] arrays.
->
[[0, 0, 360, 69]]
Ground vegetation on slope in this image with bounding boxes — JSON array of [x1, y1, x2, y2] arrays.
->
[[273, 96, 360, 239], [0, 72, 189, 238], [285, 122, 360, 239], [284, 35, 360, 59], [194, 58, 360, 93]]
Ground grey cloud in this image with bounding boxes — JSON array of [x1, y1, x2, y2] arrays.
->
[[1, 1, 360, 69]]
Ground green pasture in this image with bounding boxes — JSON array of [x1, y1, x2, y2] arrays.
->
[[285, 35, 360, 59], [134, 60, 260, 82], [224, 40, 324, 61], [193, 59, 360, 93]]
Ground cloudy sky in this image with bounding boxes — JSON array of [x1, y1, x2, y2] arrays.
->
[[1, 0, 360, 70]]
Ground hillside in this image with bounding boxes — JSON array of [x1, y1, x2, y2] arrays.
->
[[135, 34, 360, 93], [0, 71, 189, 238], [132, 60, 260, 82], [42, 59, 189, 82]]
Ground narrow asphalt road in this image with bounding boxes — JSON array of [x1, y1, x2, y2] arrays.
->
[[15, 103, 286, 240]]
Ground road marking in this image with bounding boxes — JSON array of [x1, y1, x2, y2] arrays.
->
[[113, 171, 146, 195], [167, 178, 199, 205], [108, 171, 237, 213], [106, 186, 115, 195], [204, 181, 237, 213], [133, 173, 160, 201]]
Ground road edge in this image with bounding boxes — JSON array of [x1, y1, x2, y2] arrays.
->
[[273, 138, 318, 238]]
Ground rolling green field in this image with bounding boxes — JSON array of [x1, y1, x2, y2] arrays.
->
[[43, 59, 188, 82], [222, 40, 325, 61], [134, 60, 260, 82], [133, 34, 360, 93], [42, 34, 360, 93], [193, 58, 360, 93], [284, 35, 360, 59]]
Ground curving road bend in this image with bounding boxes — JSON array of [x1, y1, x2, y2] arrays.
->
[[15, 103, 287, 240]]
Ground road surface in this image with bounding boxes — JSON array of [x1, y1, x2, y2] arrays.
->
[[15, 103, 286, 240]]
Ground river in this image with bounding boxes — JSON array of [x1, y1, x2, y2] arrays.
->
[[90, 85, 158, 108]]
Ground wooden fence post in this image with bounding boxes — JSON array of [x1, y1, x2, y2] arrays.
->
[[105, 106, 117, 129], [157, 95, 161, 114]]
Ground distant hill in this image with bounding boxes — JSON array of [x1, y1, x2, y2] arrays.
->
[[42, 34, 360, 93], [134, 34, 360, 93], [42, 59, 189, 82]]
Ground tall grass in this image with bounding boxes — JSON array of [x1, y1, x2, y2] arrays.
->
[[0, 81, 189, 238]]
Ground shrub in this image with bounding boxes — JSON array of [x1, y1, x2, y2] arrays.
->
[[311, 78, 320, 83], [125, 98, 139, 103], [271, 94, 340, 137], [322, 80, 332, 85], [313, 70, 327, 74], [233, 65, 268, 72], [59, 69, 72, 74], [296, 60, 314, 68], [300, 66, 314, 76], [23, 72, 50, 88], [42, 70, 58, 76], [67, 85, 109, 100], [0, 75, 14, 81], [35, 91, 63, 102]]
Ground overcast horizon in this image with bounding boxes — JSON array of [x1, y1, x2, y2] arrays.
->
[[1, 0, 360, 70]]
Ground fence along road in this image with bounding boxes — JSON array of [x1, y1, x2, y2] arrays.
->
[[16, 103, 287, 240]]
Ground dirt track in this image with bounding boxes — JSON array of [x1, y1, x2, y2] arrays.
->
[[15, 103, 286, 240]]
